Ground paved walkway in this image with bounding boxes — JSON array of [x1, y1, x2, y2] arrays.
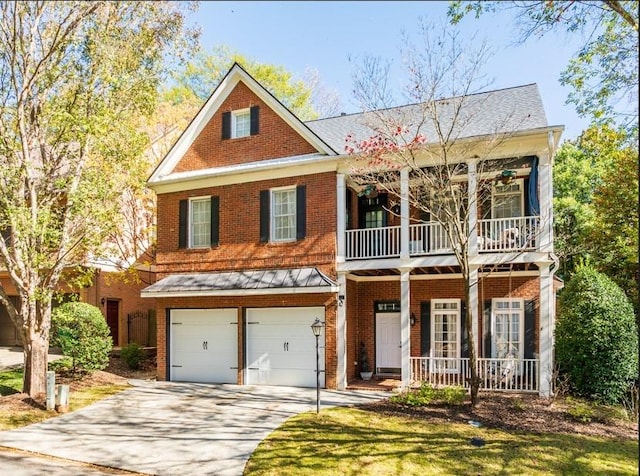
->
[[0, 380, 388, 476], [0, 346, 64, 371]]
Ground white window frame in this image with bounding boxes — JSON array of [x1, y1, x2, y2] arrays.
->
[[189, 196, 211, 248], [491, 298, 524, 360], [492, 178, 524, 218], [232, 108, 251, 138], [430, 299, 461, 373], [271, 186, 297, 243]]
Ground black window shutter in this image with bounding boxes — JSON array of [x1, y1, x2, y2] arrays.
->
[[250, 105, 259, 135], [178, 200, 188, 249], [420, 301, 431, 356], [222, 112, 231, 139], [210, 196, 220, 247], [296, 185, 306, 240], [259, 190, 270, 243], [460, 301, 469, 358], [345, 189, 352, 229], [483, 300, 492, 357], [524, 300, 536, 359]]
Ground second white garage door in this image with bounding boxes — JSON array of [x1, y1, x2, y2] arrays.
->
[[170, 309, 238, 384], [246, 307, 325, 388]]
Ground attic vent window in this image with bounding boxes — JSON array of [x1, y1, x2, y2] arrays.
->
[[222, 105, 260, 140]]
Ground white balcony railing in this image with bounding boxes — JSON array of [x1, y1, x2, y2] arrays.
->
[[344, 216, 541, 260], [478, 216, 539, 252], [410, 356, 539, 393], [345, 225, 400, 259]]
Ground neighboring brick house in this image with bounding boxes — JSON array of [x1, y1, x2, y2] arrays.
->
[[0, 262, 156, 348], [142, 63, 563, 396]]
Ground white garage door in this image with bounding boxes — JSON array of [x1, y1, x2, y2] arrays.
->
[[246, 307, 325, 387], [170, 309, 238, 383]]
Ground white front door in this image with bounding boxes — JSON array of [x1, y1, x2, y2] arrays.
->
[[245, 307, 325, 387], [376, 312, 401, 371]]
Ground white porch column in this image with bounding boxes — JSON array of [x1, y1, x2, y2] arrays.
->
[[466, 159, 478, 256], [538, 264, 554, 398], [336, 173, 346, 263], [538, 152, 553, 252], [400, 167, 410, 259], [400, 267, 411, 389], [336, 272, 347, 390]]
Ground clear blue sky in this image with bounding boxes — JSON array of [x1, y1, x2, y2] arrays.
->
[[189, 1, 591, 142]]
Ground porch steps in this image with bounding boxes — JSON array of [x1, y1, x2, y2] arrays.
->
[[347, 376, 401, 392]]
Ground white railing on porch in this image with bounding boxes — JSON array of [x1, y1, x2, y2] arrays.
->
[[345, 216, 541, 260], [409, 223, 452, 255], [478, 216, 539, 252], [346, 225, 400, 259], [410, 356, 539, 393]]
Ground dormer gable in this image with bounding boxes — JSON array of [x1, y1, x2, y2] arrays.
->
[[149, 63, 336, 185]]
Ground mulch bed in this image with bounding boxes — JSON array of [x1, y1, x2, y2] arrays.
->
[[360, 392, 638, 440]]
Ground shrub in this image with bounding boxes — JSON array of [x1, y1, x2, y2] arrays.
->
[[555, 266, 638, 404], [121, 343, 144, 370], [390, 383, 466, 407], [51, 302, 112, 373]]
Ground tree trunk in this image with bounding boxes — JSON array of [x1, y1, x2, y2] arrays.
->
[[465, 280, 481, 407], [21, 304, 51, 399]]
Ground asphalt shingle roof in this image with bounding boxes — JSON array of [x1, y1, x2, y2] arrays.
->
[[142, 267, 337, 295], [305, 84, 549, 153]]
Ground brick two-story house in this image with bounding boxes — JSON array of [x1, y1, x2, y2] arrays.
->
[[142, 63, 563, 396]]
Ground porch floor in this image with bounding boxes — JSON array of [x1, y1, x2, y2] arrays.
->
[[346, 375, 401, 392]]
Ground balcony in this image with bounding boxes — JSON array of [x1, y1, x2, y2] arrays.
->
[[345, 216, 540, 260], [410, 356, 540, 393]]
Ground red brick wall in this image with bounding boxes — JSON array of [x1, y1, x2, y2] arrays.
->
[[82, 269, 157, 347], [156, 172, 337, 278], [173, 82, 317, 173], [155, 293, 337, 388]]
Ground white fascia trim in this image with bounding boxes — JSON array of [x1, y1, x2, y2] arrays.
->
[[150, 156, 339, 194], [150, 152, 334, 188], [149, 64, 336, 184], [346, 270, 542, 282], [141, 285, 339, 298]]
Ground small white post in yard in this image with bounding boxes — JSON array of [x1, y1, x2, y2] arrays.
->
[[46, 371, 55, 411], [55, 384, 70, 413]]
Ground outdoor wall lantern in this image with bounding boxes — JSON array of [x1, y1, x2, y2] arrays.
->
[[100, 297, 105, 307], [357, 184, 378, 199], [310, 318, 325, 414], [338, 294, 345, 307], [410, 312, 417, 327], [499, 170, 516, 185]]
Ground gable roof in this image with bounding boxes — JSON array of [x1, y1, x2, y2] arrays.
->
[[148, 63, 337, 185], [305, 84, 550, 152]]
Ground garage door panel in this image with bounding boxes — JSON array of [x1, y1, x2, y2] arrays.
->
[[170, 309, 238, 384], [246, 307, 325, 387]]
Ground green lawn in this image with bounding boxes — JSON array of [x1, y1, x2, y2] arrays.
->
[[244, 407, 638, 476], [0, 368, 127, 430]]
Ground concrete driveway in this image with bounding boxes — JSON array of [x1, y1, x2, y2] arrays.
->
[[0, 380, 389, 475]]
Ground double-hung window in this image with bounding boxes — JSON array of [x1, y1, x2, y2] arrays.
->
[[492, 298, 524, 359], [492, 179, 524, 218], [271, 187, 297, 242], [189, 197, 211, 248], [232, 109, 251, 138]]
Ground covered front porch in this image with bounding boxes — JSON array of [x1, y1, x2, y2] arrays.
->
[[334, 268, 556, 398]]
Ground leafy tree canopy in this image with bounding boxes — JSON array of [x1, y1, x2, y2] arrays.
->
[[165, 45, 324, 121], [449, 1, 639, 137]]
